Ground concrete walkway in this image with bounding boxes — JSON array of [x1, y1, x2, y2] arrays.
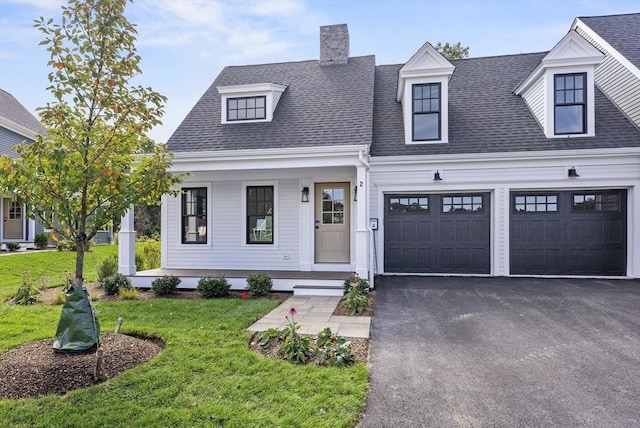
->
[[248, 295, 371, 338]]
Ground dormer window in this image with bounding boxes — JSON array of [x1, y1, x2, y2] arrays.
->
[[227, 96, 266, 121], [412, 83, 441, 141], [217, 83, 287, 124], [554, 73, 586, 134]]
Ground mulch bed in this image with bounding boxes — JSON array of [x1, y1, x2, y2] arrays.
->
[[332, 290, 375, 317], [0, 333, 162, 400]]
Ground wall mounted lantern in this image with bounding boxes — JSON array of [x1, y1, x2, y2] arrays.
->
[[353, 186, 358, 202], [568, 166, 580, 178], [433, 171, 443, 181], [301, 186, 310, 203]]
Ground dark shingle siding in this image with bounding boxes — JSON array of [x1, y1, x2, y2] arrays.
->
[[371, 52, 640, 157], [579, 13, 640, 70], [168, 56, 375, 152]]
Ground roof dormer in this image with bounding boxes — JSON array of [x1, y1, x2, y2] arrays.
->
[[397, 43, 455, 144], [217, 83, 287, 124], [515, 30, 604, 138]]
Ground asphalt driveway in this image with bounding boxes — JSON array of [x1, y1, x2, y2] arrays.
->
[[360, 276, 640, 427]]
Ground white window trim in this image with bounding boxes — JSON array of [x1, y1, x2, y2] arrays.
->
[[403, 75, 449, 144], [544, 65, 596, 138], [178, 182, 212, 248], [218, 83, 287, 124], [241, 180, 279, 248]]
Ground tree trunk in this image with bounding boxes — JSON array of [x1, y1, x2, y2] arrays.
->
[[74, 234, 86, 287]]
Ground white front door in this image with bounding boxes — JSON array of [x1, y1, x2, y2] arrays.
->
[[315, 183, 350, 263], [3, 199, 23, 240]]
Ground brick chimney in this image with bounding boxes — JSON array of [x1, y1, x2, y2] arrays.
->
[[320, 24, 349, 65]]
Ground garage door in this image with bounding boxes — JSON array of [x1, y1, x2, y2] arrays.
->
[[384, 193, 490, 274], [510, 190, 626, 276]]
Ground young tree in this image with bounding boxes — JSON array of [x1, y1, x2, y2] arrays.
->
[[435, 41, 470, 60], [0, 0, 181, 287]]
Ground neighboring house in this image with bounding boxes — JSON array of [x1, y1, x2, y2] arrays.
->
[[120, 14, 640, 290], [0, 89, 47, 248]]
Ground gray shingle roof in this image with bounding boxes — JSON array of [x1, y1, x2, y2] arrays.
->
[[0, 89, 46, 135], [167, 56, 375, 152], [371, 52, 640, 157], [579, 13, 640, 70]]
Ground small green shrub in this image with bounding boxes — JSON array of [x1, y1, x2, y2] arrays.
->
[[278, 308, 313, 364], [56, 238, 93, 252], [14, 270, 38, 305], [152, 274, 180, 296], [314, 327, 355, 367], [96, 255, 119, 284], [136, 237, 160, 270], [34, 232, 49, 249], [343, 272, 369, 293], [102, 273, 132, 296], [197, 275, 231, 298], [5, 242, 21, 252], [246, 272, 273, 296], [118, 287, 139, 300], [343, 286, 369, 316]]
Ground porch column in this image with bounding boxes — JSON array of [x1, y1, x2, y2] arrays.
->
[[118, 206, 136, 275], [355, 164, 369, 279]]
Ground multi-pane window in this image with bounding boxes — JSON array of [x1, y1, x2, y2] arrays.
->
[[9, 201, 22, 219], [227, 96, 266, 121], [442, 195, 483, 213], [321, 188, 345, 224], [555, 73, 586, 135], [412, 83, 441, 141], [182, 188, 207, 244], [388, 196, 429, 213], [247, 186, 273, 244], [514, 195, 558, 212], [573, 193, 619, 211]]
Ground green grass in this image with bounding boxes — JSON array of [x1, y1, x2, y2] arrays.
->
[[0, 245, 117, 301], [0, 248, 369, 427]]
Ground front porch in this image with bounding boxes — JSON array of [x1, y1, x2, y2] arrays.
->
[[130, 268, 348, 296]]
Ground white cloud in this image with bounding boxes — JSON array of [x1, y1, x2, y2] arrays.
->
[[2, 0, 64, 10]]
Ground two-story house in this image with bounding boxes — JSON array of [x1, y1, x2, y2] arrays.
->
[[120, 13, 640, 290], [0, 89, 47, 248]]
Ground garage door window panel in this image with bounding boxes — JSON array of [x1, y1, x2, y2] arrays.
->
[[573, 193, 619, 211], [442, 195, 483, 213], [514, 195, 557, 212]]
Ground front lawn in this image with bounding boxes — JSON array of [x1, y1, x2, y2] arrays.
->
[[0, 248, 369, 427], [0, 245, 117, 301]]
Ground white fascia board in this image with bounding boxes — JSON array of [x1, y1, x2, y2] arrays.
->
[[216, 83, 287, 94], [170, 144, 370, 172], [0, 117, 39, 140], [573, 18, 640, 79], [369, 146, 640, 167]]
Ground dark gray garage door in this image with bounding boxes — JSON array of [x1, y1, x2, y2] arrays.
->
[[384, 193, 490, 274], [510, 190, 626, 276]]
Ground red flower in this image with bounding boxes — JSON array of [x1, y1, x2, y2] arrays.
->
[[289, 307, 297, 316], [241, 291, 249, 299]]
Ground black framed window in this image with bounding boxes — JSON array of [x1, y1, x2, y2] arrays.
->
[[554, 73, 586, 135], [227, 96, 266, 121], [514, 194, 558, 212], [182, 188, 207, 244], [573, 193, 619, 211], [442, 195, 483, 213], [247, 186, 273, 244], [412, 83, 440, 141]]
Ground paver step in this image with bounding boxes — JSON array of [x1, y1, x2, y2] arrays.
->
[[293, 284, 344, 297]]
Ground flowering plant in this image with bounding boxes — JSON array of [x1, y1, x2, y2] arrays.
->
[[342, 272, 369, 293], [278, 307, 312, 364]]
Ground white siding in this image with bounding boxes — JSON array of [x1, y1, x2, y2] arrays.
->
[[575, 26, 640, 128], [521, 76, 545, 130]]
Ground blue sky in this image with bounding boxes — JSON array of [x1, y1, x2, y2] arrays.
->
[[0, 0, 638, 142]]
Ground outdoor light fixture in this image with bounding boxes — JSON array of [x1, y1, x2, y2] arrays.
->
[[568, 166, 579, 178], [433, 171, 443, 181], [353, 186, 358, 202], [301, 186, 310, 202]]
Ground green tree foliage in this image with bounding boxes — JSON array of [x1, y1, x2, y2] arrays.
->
[[435, 41, 470, 60], [0, 0, 181, 285]]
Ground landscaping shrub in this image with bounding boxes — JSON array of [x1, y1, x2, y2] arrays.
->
[[246, 272, 272, 296], [197, 275, 231, 298], [118, 287, 138, 300], [13, 271, 38, 305], [152, 274, 180, 296], [342, 286, 369, 316], [5, 242, 21, 252], [101, 273, 132, 296], [34, 232, 49, 249], [96, 255, 118, 284], [136, 237, 160, 270], [56, 238, 93, 252], [342, 272, 369, 293]]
